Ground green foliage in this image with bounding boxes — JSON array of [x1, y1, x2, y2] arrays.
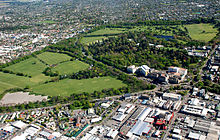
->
[[88, 31, 199, 70], [37, 52, 72, 65], [32, 76, 127, 97], [185, 24, 218, 42]]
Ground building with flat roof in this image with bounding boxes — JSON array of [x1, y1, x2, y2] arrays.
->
[[137, 107, 152, 121], [11, 121, 27, 129], [139, 65, 151, 76], [112, 112, 127, 122], [162, 93, 181, 101], [129, 120, 152, 136], [172, 134, 182, 140], [188, 132, 200, 140]]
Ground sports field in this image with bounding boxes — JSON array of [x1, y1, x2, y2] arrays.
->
[[185, 24, 218, 42], [51, 60, 90, 75], [4, 57, 46, 77], [3, 57, 51, 83], [37, 52, 71, 65], [0, 72, 36, 93], [32, 76, 127, 96]]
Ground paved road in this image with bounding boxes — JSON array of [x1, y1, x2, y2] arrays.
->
[[199, 45, 217, 76], [163, 45, 217, 140]]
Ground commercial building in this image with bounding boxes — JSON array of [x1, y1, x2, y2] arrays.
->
[[106, 129, 118, 139], [11, 121, 27, 129], [162, 93, 181, 101], [188, 132, 200, 139], [128, 120, 152, 136], [112, 112, 127, 122], [139, 65, 151, 76], [137, 107, 152, 121], [172, 134, 182, 140], [91, 117, 102, 123], [181, 105, 215, 117]]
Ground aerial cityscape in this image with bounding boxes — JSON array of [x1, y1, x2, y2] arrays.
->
[[0, 0, 219, 140]]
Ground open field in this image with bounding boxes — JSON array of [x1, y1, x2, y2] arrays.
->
[[4, 57, 46, 77], [51, 60, 90, 75], [0, 72, 36, 93], [3, 57, 51, 83], [37, 52, 72, 65], [39, 20, 57, 24], [89, 28, 126, 35], [81, 28, 126, 44], [32, 76, 127, 96], [185, 24, 218, 42], [81, 36, 108, 45]]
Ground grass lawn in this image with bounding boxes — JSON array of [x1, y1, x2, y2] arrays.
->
[[3, 57, 51, 83], [89, 28, 126, 35], [32, 76, 127, 96], [184, 24, 218, 42], [51, 60, 90, 75], [4, 57, 46, 77], [37, 52, 72, 65], [0, 72, 36, 93], [81, 36, 108, 45], [81, 28, 126, 45], [39, 20, 57, 24]]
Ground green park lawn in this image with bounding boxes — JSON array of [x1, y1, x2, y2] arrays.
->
[[51, 60, 90, 75], [4, 57, 46, 77], [89, 28, 126, 35], [37, 52, 72, 65], [81, 36, 108, 45], [0, 72, 36, 93], [81, 28, 126, 45], [185, 24, 218, 42], [32, 76, 127, 96], [39, 20, 57, 24], [3, 57, 51, 83]]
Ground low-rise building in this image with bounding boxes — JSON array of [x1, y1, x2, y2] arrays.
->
[[139, 65, 151, 76], [162, 93, 181, 101]]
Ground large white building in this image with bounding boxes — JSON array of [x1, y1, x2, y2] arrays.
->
[[137, 107, 152, 121], [139, 65, 151, 76], [162, 93, 181, 101]]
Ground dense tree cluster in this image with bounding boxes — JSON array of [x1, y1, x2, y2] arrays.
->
[[196, 80, 220, 94], [87, 31, 200, 71]]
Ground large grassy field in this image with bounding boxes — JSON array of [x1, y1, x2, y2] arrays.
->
[[4, 57, 46, 77], [81, 28, 126, 45], [3, 57, 51, 83], [37, 52, 72, 65], [0, 72, 36, 93], [51, 60, 90, 75], [39, 20, 57, 24], [185, 24, 218, 42], [32, 76, 127, 96], [0, 52, 126, 96]]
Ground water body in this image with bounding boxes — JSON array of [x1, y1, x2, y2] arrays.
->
[[154, 35, 174, 41]]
